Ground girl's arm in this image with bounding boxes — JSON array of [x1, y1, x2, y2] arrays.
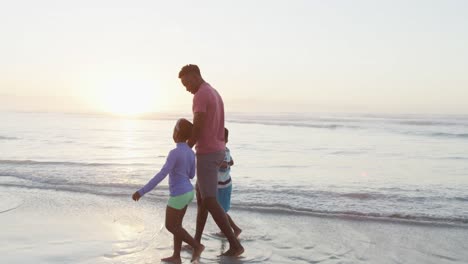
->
[[137, 150, 176, 197]]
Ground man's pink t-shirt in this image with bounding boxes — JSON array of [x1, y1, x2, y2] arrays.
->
[[192, 82, 225, 154]]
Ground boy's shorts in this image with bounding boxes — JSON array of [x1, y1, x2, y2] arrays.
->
[[168, 190, 194, 210], [217, 184, 232, 212]]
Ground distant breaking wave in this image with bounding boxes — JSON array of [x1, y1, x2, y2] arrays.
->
[[430, 132, 468, 139], [233, 203, 468, 226], [103, 112, 468, 129], [228, 119, 360, 129], [0, 136, 19, 140], [0, 159, 151, 167], [396, 120, 468, 127], [225, 118, 468, 140]]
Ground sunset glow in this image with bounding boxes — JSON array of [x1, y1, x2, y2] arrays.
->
[[96, 78, 161, 116]]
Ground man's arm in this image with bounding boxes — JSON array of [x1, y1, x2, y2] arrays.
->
[[188, 112, 205, 148], [189, 155, 196, 179]]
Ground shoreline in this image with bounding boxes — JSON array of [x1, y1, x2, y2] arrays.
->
[[1, 185, 468, 263], [2, 179, 467, 229]]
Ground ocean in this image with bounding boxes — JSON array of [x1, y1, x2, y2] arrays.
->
[[1, 111, 468, 263], [1, 111, 467, 225]]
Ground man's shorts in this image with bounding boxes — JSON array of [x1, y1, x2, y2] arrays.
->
[[196, 151, 225, 199]]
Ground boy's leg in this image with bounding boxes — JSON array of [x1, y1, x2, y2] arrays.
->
[[222, 185, 241, 237], [227, 214, 242, 238], [194, 182, 208, 243]]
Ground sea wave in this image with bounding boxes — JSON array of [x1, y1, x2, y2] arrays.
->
[[3, 172, 464, 204], [135, 113, 468, 129], [440, 156, 468, 160], [2, 171, 468, 227], [0, 136, 19, 140], [396, 120, 468, 127], [430, 132, 468, 139], [454, 196, 468, 202], [0, 159, 150, 167], [0, 173, 150, 190], [233, 202, 468, 226], [228, 120, 360, 129], [2, 181, 466, 226], [0, 182, 137, 198], [226, 118, 468, 140]]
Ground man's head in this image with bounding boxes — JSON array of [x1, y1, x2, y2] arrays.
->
[[178, 64, 203, 94], [224, 128, 229, 144], [173, 118, 193, 143]]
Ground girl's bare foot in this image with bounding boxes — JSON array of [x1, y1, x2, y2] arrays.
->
[[191, 244, 205, 262], [161, 255, 182, 264]]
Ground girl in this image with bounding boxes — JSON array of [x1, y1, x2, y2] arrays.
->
[[132, 118, 204, 264]]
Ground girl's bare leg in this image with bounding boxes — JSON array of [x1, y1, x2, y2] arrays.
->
[[165, 205, 205, 262]]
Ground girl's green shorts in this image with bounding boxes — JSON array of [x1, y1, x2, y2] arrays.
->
[[168, 190, 194, 210]]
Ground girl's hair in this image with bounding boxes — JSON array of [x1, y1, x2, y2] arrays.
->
[[176, 118, 193, 141]]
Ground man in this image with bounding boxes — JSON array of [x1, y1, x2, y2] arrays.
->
[[179, 64, 244, 257]]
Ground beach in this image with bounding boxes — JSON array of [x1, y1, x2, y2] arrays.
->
[[2, 0, 468, 262], [1, 184, 468, 264], [1, 111, 468, 263]]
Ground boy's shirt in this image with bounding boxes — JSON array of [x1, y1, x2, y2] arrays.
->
[[217, 147, 232, 189], [138, 142, 195, 197]]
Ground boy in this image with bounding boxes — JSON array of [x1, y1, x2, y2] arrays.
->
[[217, 128, 242, 237]]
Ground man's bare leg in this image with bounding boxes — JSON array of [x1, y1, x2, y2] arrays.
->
[[194, 183, 208, 243], [203, 197, 244, 256]]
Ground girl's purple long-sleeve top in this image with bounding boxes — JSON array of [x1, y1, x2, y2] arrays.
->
[[138, 142, 195, 197]]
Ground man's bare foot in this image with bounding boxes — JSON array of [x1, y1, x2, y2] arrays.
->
[[191, 244, 205, 262], [161, 255, 182, 264], [234, 228, 242, 238], [220, 245, 244, 257]]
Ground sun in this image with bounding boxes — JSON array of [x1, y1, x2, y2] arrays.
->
[[97, 78, 162, 116]]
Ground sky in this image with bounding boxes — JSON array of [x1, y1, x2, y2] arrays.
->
[[1, 0, 467, 115]]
